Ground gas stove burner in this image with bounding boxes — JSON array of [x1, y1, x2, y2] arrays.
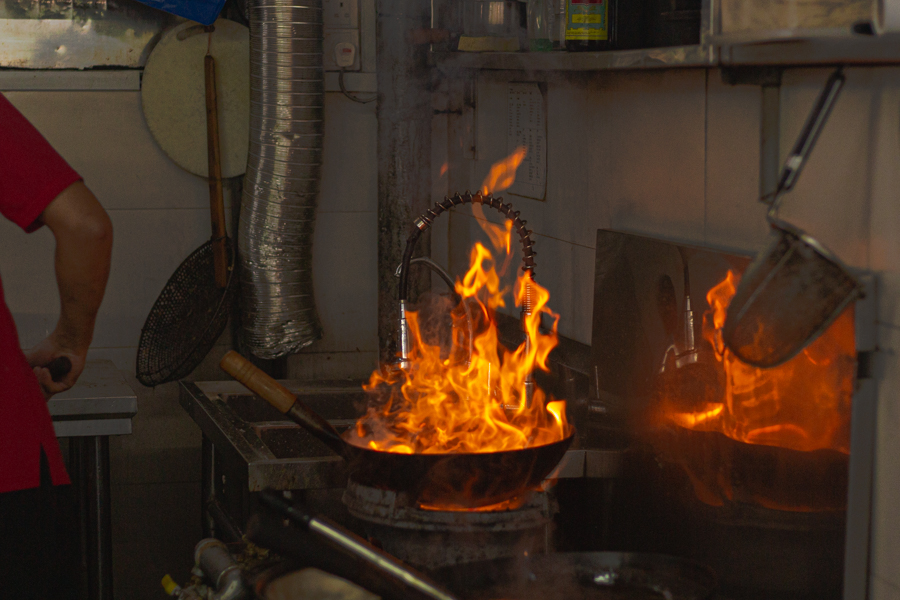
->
[[342, 480, 555, 570], [343, 479, 553, 529]]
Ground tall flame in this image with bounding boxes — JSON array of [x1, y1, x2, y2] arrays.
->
[[349, 149, 570, 455], [472, 147, 527, 255], [666, 270, 855, 454], [481, 147, 527, 196], [351, 240, 569, 453]]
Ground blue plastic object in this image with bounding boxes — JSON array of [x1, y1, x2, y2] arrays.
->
[[131, 0, 227, 26]]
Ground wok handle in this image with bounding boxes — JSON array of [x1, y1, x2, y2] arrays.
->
[[47, 356, 73, 383], [258, 490, 458, 600], [219, 351, 347, 456], [770, 67, 845, 209], [205, 52, 229, 289]]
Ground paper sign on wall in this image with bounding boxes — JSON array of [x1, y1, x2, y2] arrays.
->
[[507, 83, 547, 201]]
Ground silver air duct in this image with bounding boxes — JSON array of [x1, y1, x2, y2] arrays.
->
[[240, 0, 324, 358]]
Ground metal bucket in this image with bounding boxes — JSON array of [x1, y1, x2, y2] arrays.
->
[[723, 218, 861, 368], [723, 67, 862, 368]]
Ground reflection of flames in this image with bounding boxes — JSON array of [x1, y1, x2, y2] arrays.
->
[[348, 149, 571, 459], [419, 496, 528, 512], [666, 270, 854, 454], [660, 270, 855, 512]]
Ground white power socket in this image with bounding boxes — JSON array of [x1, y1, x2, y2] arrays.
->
[[334, 42, 356, 68], [324, 30, 361, 71], [323, 0, 358, 29]]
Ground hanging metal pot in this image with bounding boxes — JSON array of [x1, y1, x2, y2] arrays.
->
[[723, 67, 863, 369]]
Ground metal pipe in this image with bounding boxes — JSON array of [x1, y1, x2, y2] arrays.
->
[[258, 491, 457, 600], [195, 538, 248, 600], [239, 0, 324, 359], [394, 257, 476, 365]]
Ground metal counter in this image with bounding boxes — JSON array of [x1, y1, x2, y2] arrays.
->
[[51, 359, 138, 600]]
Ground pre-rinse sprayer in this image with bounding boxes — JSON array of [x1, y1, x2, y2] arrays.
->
[[395, 191, 538, 405]]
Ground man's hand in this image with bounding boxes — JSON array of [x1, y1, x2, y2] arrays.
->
[[25, 335, 86, 399], [24, 181, 112, 399]]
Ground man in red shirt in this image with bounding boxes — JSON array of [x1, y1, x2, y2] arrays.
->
[[1, 94, 113, 597]]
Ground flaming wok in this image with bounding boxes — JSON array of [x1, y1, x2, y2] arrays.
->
[[220, 351, 574, 508]]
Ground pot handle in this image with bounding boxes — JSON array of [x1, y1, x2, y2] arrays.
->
[[767, 67, 845, 213]]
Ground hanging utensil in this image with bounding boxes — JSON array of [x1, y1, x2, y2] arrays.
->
[[219, 351, 574, 508], [722, 67, 862, 369], [141, 19, 250, 180], [136, 34, 237, 387]]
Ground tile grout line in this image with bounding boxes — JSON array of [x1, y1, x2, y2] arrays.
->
[[703, 68, 710, 246]]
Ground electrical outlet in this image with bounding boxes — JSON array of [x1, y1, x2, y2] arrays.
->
[[334, 42, 356, 68], [324, 30, 361, 71], [323, 0, 358, 29]]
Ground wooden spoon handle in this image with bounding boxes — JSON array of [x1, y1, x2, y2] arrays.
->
[[220, 351, 295, 413], [220, 351, 348, 457], [205, 53, 228, 288]]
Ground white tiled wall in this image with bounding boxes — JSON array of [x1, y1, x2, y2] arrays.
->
[[0, 85, 378, 599], [441, 66, 900, 599]]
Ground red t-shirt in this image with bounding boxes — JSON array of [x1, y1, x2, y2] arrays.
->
[[1, 93, 81, 493]]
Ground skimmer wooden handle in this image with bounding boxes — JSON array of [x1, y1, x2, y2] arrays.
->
[[205, 53, 228, 289], [220, 351, 295, 414]]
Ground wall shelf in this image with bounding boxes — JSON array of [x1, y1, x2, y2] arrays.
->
[[433, 35, 900, 74], [433, 45, 713, 73], [719, 36, 900, 66]]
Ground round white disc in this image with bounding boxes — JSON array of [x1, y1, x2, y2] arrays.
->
[[141, 18, 249, 179]]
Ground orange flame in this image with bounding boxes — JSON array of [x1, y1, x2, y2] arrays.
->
[[419, 495, 528, 512], [351, 240, 570, 454], [440, 162, 449, 177], [471, 148, 527, 254], [481, 147, 527, 196], [348, 150, 569, 457], [666, 270, 854, 454]]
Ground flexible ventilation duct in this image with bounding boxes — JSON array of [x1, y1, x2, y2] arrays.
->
[[240, 0, 324, 358]]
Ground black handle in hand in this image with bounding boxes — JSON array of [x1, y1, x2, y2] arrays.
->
[[47, 356, 72, 383]]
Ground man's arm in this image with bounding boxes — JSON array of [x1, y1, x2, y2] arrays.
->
[[24, 181, 113, 398]]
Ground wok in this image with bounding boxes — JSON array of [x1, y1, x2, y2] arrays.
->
[[220, 351, 574, 508], [434, 552, 716, 600]]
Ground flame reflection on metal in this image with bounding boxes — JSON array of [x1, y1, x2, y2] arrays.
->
[[0, 1, 173, 69]]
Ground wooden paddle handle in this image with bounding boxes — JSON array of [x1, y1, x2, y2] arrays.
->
[[205, 53, 228, 289], [220, 351, 295, 414]]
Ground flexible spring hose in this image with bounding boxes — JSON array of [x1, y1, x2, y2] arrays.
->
[[398, 191, 537, 307]]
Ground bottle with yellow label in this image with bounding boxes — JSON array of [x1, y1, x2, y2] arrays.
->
[[565, 0, 614, 51]]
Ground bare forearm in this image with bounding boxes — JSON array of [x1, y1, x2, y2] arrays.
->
[[43, 182, 113, 351], [53, 222, 112, 351]]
